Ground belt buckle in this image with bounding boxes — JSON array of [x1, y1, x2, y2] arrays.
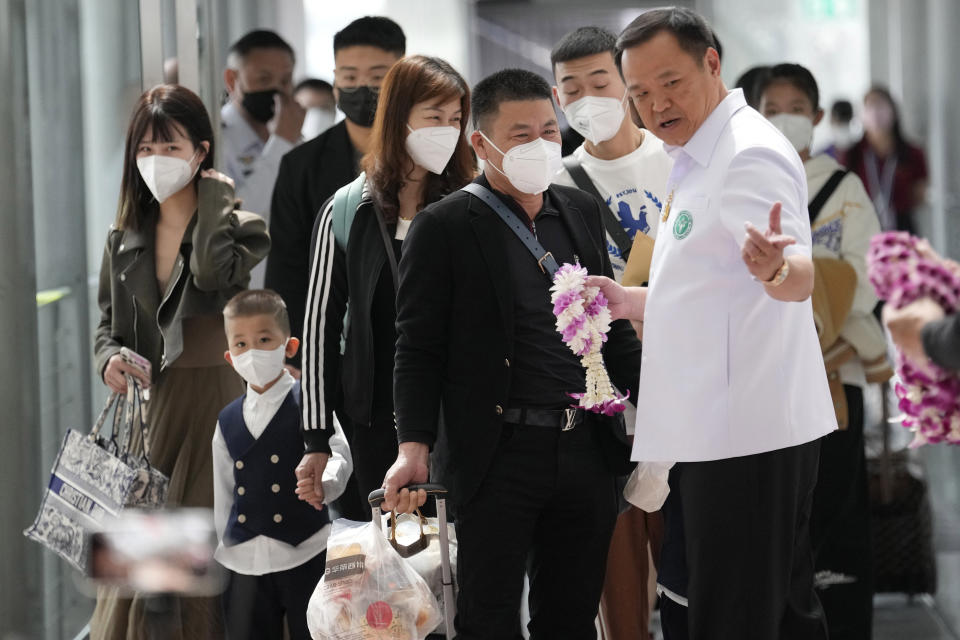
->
[[562, 408, 577, 431]]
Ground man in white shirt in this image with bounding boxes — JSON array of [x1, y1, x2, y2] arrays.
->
[[221, 30, 305, 286], [591, 8, 836, 639], [549, 26, 672, 639], [551, 27, 673, 281]]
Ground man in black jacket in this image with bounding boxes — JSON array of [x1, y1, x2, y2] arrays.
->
[[383, 69, 643, 640], [264, 16, 405, 371]]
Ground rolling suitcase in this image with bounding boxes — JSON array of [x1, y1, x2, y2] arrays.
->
[[369, 484, 456, 639]]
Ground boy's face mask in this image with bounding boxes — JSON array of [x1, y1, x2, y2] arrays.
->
[[230, 342, 287, 387]]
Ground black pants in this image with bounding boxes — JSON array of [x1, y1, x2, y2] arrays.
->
[[221, 551, 325, 640], [659, 438, 827, 640], [350, 416, 401, 515], [811, 385, 874, 640], [454, 419, 618, 640]]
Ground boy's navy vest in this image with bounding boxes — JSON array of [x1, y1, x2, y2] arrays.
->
[[218, 384, 330, 547]]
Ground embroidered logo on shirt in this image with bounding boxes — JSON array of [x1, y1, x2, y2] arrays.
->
[[673, 211, 693, 240]]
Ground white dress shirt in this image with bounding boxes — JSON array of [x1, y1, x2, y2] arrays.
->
[[212, 370, 353, 575], [219, 102, 297, 287], [632, 88, 837, 463]]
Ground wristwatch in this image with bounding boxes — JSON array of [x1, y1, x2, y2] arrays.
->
[[765, 259, 790, 287]]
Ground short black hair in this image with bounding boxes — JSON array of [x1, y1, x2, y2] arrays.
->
[[223, 289, 291, 336], [831, 99, 853, 123], [227, 30, 294, 68], [294, 78, 333, 95], [757, 63, 820, 111], [471, 68, 553, 131], [735, 65, 771, 109], [550, 27, 617, 71], [333, 16, 405, 56], [615, 7, 717, 71]]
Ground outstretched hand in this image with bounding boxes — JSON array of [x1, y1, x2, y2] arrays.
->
[[741, 202, 796, 281]]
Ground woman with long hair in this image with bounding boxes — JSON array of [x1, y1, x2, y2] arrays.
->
[[844, 85, 928, 234], [296, 55, 474, 512], [91, 84, 269, 639]]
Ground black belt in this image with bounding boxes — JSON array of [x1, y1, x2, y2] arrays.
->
[[502, 407, 584, 430]]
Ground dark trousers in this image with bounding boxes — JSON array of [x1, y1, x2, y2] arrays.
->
[[659, 438, 827, 640], [454, 419, 618, 640], [221, 551, 325, 640], [328, 413, 372, 522], [811, 385, 874, 640], [350, 416, 401, 516]]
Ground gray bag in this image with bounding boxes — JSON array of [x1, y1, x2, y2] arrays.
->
[[24, 380, 168, 571]]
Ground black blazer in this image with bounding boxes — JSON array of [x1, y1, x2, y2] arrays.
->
[[265, 121, 358, 364], [394, 182, 643, 507]]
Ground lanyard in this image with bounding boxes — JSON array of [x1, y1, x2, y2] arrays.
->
[[865, 149, 898, 230], [462, 182, 559, 278]]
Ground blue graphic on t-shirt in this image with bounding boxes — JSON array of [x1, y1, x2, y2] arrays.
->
[[606, 196, 651, 239]]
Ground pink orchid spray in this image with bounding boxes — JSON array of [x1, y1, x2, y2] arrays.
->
[[551, 263, 627, 415], [867, 231, 960, 446]]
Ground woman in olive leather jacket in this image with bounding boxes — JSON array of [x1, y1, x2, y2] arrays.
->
[[90, 84, 268, 640]]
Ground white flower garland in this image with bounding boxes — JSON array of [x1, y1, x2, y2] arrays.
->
[[550, 263, 627, 415]]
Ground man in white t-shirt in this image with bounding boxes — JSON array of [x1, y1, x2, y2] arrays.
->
[[591, 8, 836, 639], [549, 26, 672, 639], [551, 27, 672, 282]]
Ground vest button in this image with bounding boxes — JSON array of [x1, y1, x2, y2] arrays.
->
[[237, 514, 247, 523], [237, 486, 245, 495], [494, 405, 503, 415], [273, 514, 283, 523], [235, 460, 244, 470], [119, 274, 126, 282], [504, 358, 510, 367], [271, 484, 280, 493], [270, 454, 279, 463]]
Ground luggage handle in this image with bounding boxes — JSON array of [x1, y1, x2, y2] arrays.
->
[[367, 483, 448, 508]]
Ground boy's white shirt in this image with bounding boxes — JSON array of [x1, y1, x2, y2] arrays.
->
[[212, 369, 353, 575], [805, 153, 886, 387]]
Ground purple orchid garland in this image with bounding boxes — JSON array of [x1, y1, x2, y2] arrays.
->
[[867, 231, 960, 446], [551, 263, 627, 415]]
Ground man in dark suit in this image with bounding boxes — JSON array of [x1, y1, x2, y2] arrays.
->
[[382, 68, 643, 640], [264, 16, 405, 371]]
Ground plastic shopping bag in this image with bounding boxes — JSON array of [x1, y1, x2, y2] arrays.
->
[[307, 519, 442, 640]]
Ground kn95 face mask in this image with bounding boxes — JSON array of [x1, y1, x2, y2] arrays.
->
[[137, 151, 200, 203], [480, 132, 563, 195], [405, 125, 460, 175], [563, 94, 627, 145], [768, 113, 814, 153]]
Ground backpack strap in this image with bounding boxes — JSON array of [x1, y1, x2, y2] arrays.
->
[[808, 169, 848, 223], [562, 155, 633, 260], [332, 172, 367, 250]]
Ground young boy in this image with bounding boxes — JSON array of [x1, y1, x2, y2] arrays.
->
[[214, 289, 352, 640]]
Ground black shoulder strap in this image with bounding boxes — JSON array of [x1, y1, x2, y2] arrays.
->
[[371, 199, 399, 291], [461, 183, 559, 278], [562, 155, 633, 260], [808, 170, 848, 222]]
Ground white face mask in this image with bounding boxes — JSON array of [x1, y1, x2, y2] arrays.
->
[[137, 151, 200, 203], [563, 94, 626, 145], [230, 343, 287, 388], [406, 124, 461, 175], [768, 113, 814, 153], [480, 132, 563, 195], [301, 107, 337, 139]]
